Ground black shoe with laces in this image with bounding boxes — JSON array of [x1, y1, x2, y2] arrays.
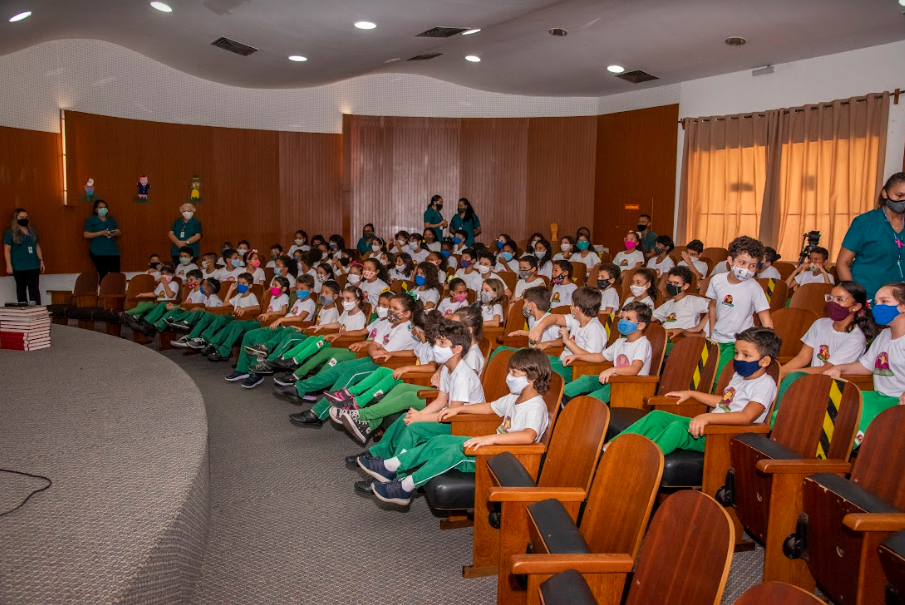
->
[[273, 384, 304, 404], [289, 410, 323, 427]]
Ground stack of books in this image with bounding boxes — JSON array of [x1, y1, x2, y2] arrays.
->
[[0, 306, 51, 351]]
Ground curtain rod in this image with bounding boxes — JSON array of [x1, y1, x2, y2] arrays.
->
[[678, 88, 900, 127]]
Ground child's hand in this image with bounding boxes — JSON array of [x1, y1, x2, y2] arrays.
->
[[430, 370, 442, 387], [664, 390, 692, 404], [404, 409, 425, 425], [437, 408, 459, 422], [392, 367, 409, 380], [823, 367, 842, 378], [371, 351, 392, 362], [508, 329, 527, 337], [324, 333, 339, 342], [463, 434, 497, 450], [562, 355, 577, 367], [348, 341, 366, 351], [527, 327, 544, 343], [688, 413, 711, 438], [599, 367, 616, 384]]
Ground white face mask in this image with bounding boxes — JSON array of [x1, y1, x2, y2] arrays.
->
[[363, 270, 376, 280], [480, 291, 494, 303], [732, 266, 755, 281], [476, 264, 490, 275], [342, 300, 356, 311], [295, 238, 304, 245], [535, 251, 546, 259], [560, 242, 571, 251], [409, 241, 419, 250], [432, 344, 454, 364], [371, 244, 381, 252], [506, 374, 531, 395], [630, 284, 647, 297], [238, 249, 248, 257], [182, 211, 194, 220], [347, 274, 361, 285], [376, 306, 389, 318]]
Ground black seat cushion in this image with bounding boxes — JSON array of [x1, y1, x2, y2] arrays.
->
[[527, 498, 590, 554], [882, 529, 905, 557], [606, 407, 647, 442], [423, 470, 475, 511], [540, 569, 598, 605], [487, 452, 537, 488], [380, 411, 404, 432], [660, 449, 705, 488], [810, 473, 901, 514], [93, 309, 121, 323], [733, 432, 799, 459], [47, 304, 73, 318], [67, 306, 101, 321]]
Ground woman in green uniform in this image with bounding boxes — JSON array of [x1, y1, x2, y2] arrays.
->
[[423, 194, 447, 242], [83, 199, 122, 280], [3, 208, 44, 304]]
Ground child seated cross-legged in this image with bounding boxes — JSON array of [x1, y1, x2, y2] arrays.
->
[[561, 301, 653, 404], [653, 265, 710, 344], [361, 348, 550, 507], [183, 272, 261, 352], [615, 326, 780, 455]]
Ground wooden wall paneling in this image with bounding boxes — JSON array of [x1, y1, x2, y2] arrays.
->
[[594, 104, 680, 253], [526, 116, 597, 246], [278, 131, 343, 244], [347, 115, 394, 244]]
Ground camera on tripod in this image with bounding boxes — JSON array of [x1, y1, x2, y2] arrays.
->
[[798, 230, 821, 265]]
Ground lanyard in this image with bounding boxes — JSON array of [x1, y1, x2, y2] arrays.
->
[[882, 208, 905, 279]]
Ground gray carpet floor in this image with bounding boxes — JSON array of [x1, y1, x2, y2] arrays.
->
[[158, 345, 766, 604]]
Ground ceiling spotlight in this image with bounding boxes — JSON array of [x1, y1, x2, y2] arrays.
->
[[725, 36, 747, 46], [607, 65, 625, 74], [288, 55, 307, 62], [150, 2, 172, 12], [354, 21, 376, 30], [900, 0, 904, 6], [462, 28, 481, 35], [465, 55, 481, 63], [548, 28, 568, 36], [8, 10, 31, 22]]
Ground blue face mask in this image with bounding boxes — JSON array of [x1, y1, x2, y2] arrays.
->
[[733, 357, 764, 378], [237, 283, 250, 294], [231, 258, 241, 268], [496, 241, 504, 249], [577, 241, 590, 251], [453, 237, 462, 245], [440, 250, 450, 258], [460, 259, 471, 267], [501, 252, 513, 262], [414, 275, 426, 286], [617, 319, 638, 336], [296, 290, 310, 300], [872, 303, 901, 326]]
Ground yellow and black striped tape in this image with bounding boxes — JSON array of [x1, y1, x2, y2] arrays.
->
[[765, 278, 775, 302], [689, 341, 710, 391], [815, 378, 843, 459]]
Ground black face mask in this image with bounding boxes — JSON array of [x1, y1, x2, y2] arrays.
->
[[435, 204, 443, 211], [666, 283, 684, 297], [597, 278, 612, 290], [363, 231, 373, 238], [339, 257, 351, 267], [458, 208, 466, 215], [17, 218, 29, 227], [637, 224, 648, 232]]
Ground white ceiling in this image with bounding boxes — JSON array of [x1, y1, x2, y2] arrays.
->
[[1, 0, 904, 96]]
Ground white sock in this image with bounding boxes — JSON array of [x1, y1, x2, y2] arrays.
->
[[384, 457, 401, 472], [400, 476, 416, 492]]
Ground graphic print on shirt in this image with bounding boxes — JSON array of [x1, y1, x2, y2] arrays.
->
[[619, 259, 628, 266], [497, 416, 512, 434], [665, 312, 677, 323], [718, 387, 736, 412], [369, 329, 377, 339], [552, 291, 561, 303], [874, 352, 894, 376], [817, 344, 830, 363], [615, 353, 630, 367], [721, 295, 734, 308]]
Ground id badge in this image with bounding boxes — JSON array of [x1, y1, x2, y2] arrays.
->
[[180, 231, 186, 239], [28, 246, 33, 254]]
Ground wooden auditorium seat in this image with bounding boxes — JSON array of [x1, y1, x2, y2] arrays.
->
[[570, 263, 587, 287], [770, 308, 819, 363], [537, 570, 598, 605], [568, 323, 668, 398], [66, 272, 126, 332], [880, 530, 905, 604], [702, 247, 730, 267], [47, 270, 98, 325], [773, 261, 798, 281], [789, 282, 833, 318], [734, 582, 822, 604], [756, 277, 789, 313]]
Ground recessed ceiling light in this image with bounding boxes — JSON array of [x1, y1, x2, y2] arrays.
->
[[899, 0, 904, 6], [548, 28, 568, 36], [354, 21, 376, 30], [8, 10, 32, 22], [607, 65, 625, 74], [384, 58, 401, 63], [150, 2, 172, 12], [462, 28, 481, 35], [465, 55, 481, 63], [288, 55, 307, 62], [725, 36, 747, 46]]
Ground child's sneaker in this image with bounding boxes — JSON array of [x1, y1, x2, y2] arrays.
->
[[164, 317, 189, 330], [371, 480, 412, 506], [357, 455, 396, 483], [171, 335, 192, 348], [225, 370, 250, 382], [327, 406, 344, 423], [186, 337, 207, 350], [271, 357, 300, 371], [249, 360, 274, 374], [241, 374, 265, 389], [325, 388, 355, 407], [273, 373, 298, 387], [340, 409, 373, 445], [201, 344, 217, 356], [243, 343, 268, 356]]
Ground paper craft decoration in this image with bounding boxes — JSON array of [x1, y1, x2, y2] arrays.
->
[[81, 178, 97, 202], [135, 174, 151, 202], [189, 175, 202, 203]]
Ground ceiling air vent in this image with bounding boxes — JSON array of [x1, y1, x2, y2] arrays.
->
[[408, 53, 443, 61], [616, 70, 659, 84], [417, 27, 469, 38], [210, 36, 258, 56]]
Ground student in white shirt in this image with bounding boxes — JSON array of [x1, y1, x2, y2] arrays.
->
[[168, 277, 223, 342], [174, 246, 199, 280], [244, 250, 267, 285], [550, 260, 578, 307], [475, 250, 509, 296], [128, 264, 179, 325], [613, 231, 645, 271], [199, 252, 219, 280], [553, 235, 576, 263], [406, 234, 429, 263], [623, 267, 657, 312], [534, 238, 554, 279], [646, 235, 676, 276], [758, 247, 782, 280], [187, 271, 262, 358], [215, 249, 244, 282], [506, 285, 562, 345], [265, 244, 283, 269], [787, 247, 834, 293], [313, 262, 336, 295], [596, 263, 621, 315], [495, 240, 521, 274], [391, 252, 415, 282], [272, 256, 296, 289], [422, 228, 442, 252], [438, 278, 470, 317], [654, 265, 710, 340], [557, 234, 600, 271], [215, 243, 232, 267], [439, 242, 458, 270], [513, 255, 547, 300], [456, 248, 484, 292], [136, 268, 203, 334], [287, 230, 310, 256], [359, 258, 390, 307], [412, 261, 443, 310], [678, 239, 709, 280], [480, 278, 506, 326]]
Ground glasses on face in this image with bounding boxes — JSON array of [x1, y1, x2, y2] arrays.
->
[[824, 294, 849, 304]]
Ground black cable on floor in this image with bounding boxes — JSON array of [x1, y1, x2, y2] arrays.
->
[[0, 468, 52, 517]]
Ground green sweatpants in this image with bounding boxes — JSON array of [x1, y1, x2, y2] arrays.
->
[[204, 319, 259, 357], [284, 336, 328, 365], [395, 431, 474, 488], [267, 330, 307, 360], [349, 367, 402, 404], [126, 300, 158, 318], [856, 391, 897, 447], [617, 410, 705, 455], [370, 418, 451, 459], [359, 383, 427, 430], [236, 326, 297, 373], [188, 313, 232, 340], [491, 346, 571, 382], [563, 374, 611, 402], [714, 342, 735, 392], [301, 355, 372, 417]]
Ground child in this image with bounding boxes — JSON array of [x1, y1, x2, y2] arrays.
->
[[534, 238, 554, 279], [360, 258, 391, 307], [147, 268, 206, 331], [596, 263, 621, 315], [513, 255, 545, 300], [562, 233, 599, 271], [528, 286, 606, 382], [422, 228, 442, 252], [787, 246, 834, 292], [146, 254, 163, 278], [476, 250, 506, 287], [758, 247, 782, 280], [496, 241, 520, 273], [411, 261, 443, 310], [363, 348, 550, 507], [215, 249, 244, 282], [199, 252, 219, 279], [613, 231, 645, 271], [451, 229, 468, 255], [438, 278, 470, 316], [244, 250, 267, 284], [550, 260, 577, 307], [273, 255, 297, 288], [169, 278, 224, 345], [364, 237, 385, 260], [391, 231, 410, 255], [617, 326, 780, 455], [426, 250, 449, 273], [706, 236, 774, 379], [506, 286, 562, 346], [215, 243, 232, 267], [265, 243, 283, 269], [314, 262, 335, 294], [236, 240, 251, 261], [184, 272, 261, 352], [391, 252, 415, 282], [174, 246, 198, 280], [678, 239, 709, 280], [623, 267, 657, 311], [439, 241, 458, 269], [553, 236, 575, 262], [480, 279, 506, 326], [126, 264, 179, 325], [646, 235, 676, 276], [562, 301, 653, 403], [455, 248, 484, 292], [653, 266, 710, 340], [288, 230, 309, 256], [346, 262, 364, 287]]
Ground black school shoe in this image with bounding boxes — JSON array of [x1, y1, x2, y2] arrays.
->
[[273, 384, 304, 404], [207, 351, 227, 362], [353, 479, 374, 496], [270, 357, 300, 371], [345, 451, 369, 469], [289, 410, 323, 427], [273, 373, 298, 387]]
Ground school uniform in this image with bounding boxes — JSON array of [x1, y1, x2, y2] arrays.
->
[[599, 287, 620, 312], [151, 286, 207, 329], [481, 303, 503, 323], [514, 277, 545, 299], [414, 287, 441, 308], [409, 248, 429, 263], [186, 291, 259, 344], [215, 266, 244, 282], [537, 261, 553, 279], [706, 272, 770, 379], [248, 266, 266, 284], [288, 244, 310, 256], [495, 257, 520, 273], [174, 262, 198, 281], [390, 267, 412, 282], [679, 258, 710, 277], [653, 295, 710, 329], [840, 329, 905, 445], [204, 293, 284, 358], [360, 278, 390, 307], [623, 294, 655, 311], [437, 297, 468, 317], [547, 315, 607, 382], [234, 296, 319, 372], [456, 268, 484, 292], [710, 262, 730, 276], [564, 335, 652, 401], [613, 250, 644, 270], [550, 282, 578, 306], [794, 269, 835, 286], [572, 252, 601, 270], [758, 266, 782, 280], [647, 255, 675, 275]]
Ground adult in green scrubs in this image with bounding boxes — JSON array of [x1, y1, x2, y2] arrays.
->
[[449, 198, 482, 246], [836, 173, 905, 300], [168, 203, 202, 267], [83, 199, 122, 280], [423, 194, 446, 242], [636, 213, 659, 259], [3, 207, 44, 304]]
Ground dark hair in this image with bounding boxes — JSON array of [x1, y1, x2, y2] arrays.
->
[[237, 240, 250, 248], [426, 250, 448, 271], [223, 248, 238, 261], [577, 226, 592, 240], [686, 239, 704, 254], [186, 268, 203, 280], [423, 228, 438, 243], [560, 235, 575, 246], [295, 229, 308, 239], [429, 194, 443, 207], [394, 230, 411, 242], [736, 326, 782, 361], [523, 285, 551, 312], [879, 172, 905, 206], [320, 279, 341, 297], [203, 252, 218, 263], [343, 285, 365, 306], [296, 274, 315, 289], [364, 258, 389, 283], [728, 236, 765, 262], [159, 264, 176, 276], [572, 286, 602, 317], [448, 277, 467, 292], [519, 255, 539, 270], [654, 235, 675, 253], [621, 300, 652, 327], [203, 277, 220, 294], [390, 293, 425, 324], [763, 247, 780, 264], [378, 290, 395, 302], [477, 250, 497, 265], [416, 261, 443, 293], [667, 265, 694, 286], [553, 260, 573, 278], [301, 248, 321, 270], [149, 253, 161, 261], [178, 245, 194, 258], [461, 247, 476, 260], [394, 252, 415, 277], [481, 279, 506, 307], [457, 198, 476, 222], [534, 238, 551, 267], [809, 247, 829, 261], [272, 276, 290, 292], [92, 199, 108, 214], [237, 271, 254, 283], [277, 254, 297, 277], [439, 318, 472, 355], [597, 262, 620, 283], [310, 234, 325, 246], [509, 348, 551, 395], [639, 213, 651, 221], [329, 234, 346, 249], [528, 232, 545, 244], [451, 304, 484, 344], [455, 228, 469, 240], [315, 263, 335, 281], [632, 268, 659, 304], [836, 281, 878, 340], [271, 243, 284, 252]]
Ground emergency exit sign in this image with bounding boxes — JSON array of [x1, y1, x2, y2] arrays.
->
[[624, 203, 640, 210]]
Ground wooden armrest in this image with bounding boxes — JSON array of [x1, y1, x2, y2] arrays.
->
[[488, 487, 586, 503], [510, 553, 634, 576], [444, 413, 500, 424], [464, 444, 546, 457], [843, 513, 905, 532], [417, 389, 439, 399], [569, 360, 613, 380], [646, 395, 681, 407], [648, 396, 708, 418], [73, 294, 99, 307], [208, 306, 234, 315], [446, 413, 503, 437], [100, 294, 126, 302], [702, 423, 771, 435], [610, 375, 660, 410], [841, 374, 874, 391], [46, 289, 72, 297], [609, 375, 660, 385], [179, 302, 205, 310], [498, 335, 528, 348], [756, 459, 852, 474]]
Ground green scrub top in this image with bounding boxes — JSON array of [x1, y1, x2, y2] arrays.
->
[[423, 206, 444, 241], [3, 228, 40, 270], [170, 217, 203, 257], [841, 207, 904, 300], [640, 229, 658, 253], [85, 215, 120, 256], [450, 213, 481, 247]]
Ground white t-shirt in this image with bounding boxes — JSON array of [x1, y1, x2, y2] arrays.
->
[[599, 288, 620, 312], [215, 266, 244, 282], [514, 277, 545, 299], [551, 283, 578, 307], [265, 260, 277, 269], [456, 268, 484, 292], [602, 335, 653, 376], [437, 297, 468, 317], [426, 241, 442, 252], [801, 318, 866, 368], [572, 251, 601, 270], [679, 258, 709, 277], [360, 278, 390, 306], [710, 261, 730, 277], [623, 295, 655, 312], [647, 255, 675, 275], [267, 293, 289, 313], [277, 272, 297, 288], [316, 305, 340, 325], [440, 360, 486, 404], [859, 328, 905, 398], [495, 257, 520, 273], [654, 295, 710, 330], [795, 270, 834, 286], [537, 261, 553, 279], [613, 250, 644, 270], [758, 266, 782, 280], [248, 267, 266, 284], [204, 294, 223, 308], [368, 319, 418, 351], [415, 287, 441, 308], [155, 280, 179, 301], [339, 310, 367, 332], [705, 273, 770, 343], [288, 244, 310, 256], [490, 394, 549, 440], [561, 315, 607, 361], [174, 262, 198, 280], [185, 288, 207, 305], [481, 303, 504, 322], [529, 313, 564, 343], [464, 342, 485, 376], [230, 292, 259, 309], [390, 267, 412, 282], [289, 297, 316, 319], [409, 248, 429, 263], [714, 372, 777, 424]]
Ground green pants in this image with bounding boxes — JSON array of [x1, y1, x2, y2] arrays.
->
[[154, 306, 188, 330], [370, 418, 451, 459], [236, 326, 297, 373], [349, 366, 402, 404], [857, 391, 897, 447], [303, 355, 373, 417], [205, 319, 259, 357], [563, 374, 611, 402], [618, 410, 704, 456], [358, 383, 427, 430], [188, 313, 232, 340], [491, 346, 571, 382], [395, 430, 474, 488], [267, 330, 307, 360], [283, 336, 328, 365], [126, 300, 158, 318], [714, 342, 735, 392]]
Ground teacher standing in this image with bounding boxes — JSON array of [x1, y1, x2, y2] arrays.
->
[[449, 197, 481, 247], [836, 173, 905, 300], [3, 208, 44, 304], [423, 194, 447, 242], [168, 203, 202, 267], [83, 199, 122, 280]]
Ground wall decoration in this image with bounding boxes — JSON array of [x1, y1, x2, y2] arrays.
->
[[81, 178, 96, 202], [188, 175, 202, 203], [135, 174, 150, 202]]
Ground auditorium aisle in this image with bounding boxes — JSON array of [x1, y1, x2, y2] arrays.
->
[[160, 349, 764, 604]]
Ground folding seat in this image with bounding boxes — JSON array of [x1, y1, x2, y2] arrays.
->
[[770, 307, 819, 363], [96, 274, 155, 338], [536, 569, 597, 605], [789, 282, 834, 318], [66, 272, 126, 332], [756, 277, 789, 312], [734, 582, 822, 604], [702, 246, 730, 267], [879, 530, 905, 604], [46, 270, 98, 324]]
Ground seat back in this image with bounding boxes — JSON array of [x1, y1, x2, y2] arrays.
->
[[124, 274, 156, 310], [537, 397, 609, 492], [539, 373, 565, 446], [702, 247, 729, 267], [697, 276, 711, 296], [580, 434, 663, 558], [645, 323, 668, 376], [850, 406, 905, 509], [789, 283, 833, 318], [625, 491, 734, 605], [73, 270, 99, 295], [619, 268, 639, 302], [771, 308, 819, 363], [757, 277, 789, 312], [482, 349, 515, 402], [503, 299, 526, 335], [497, 271, 517, 295], [734, 582, 823, 604], [570, 262, 587, 287], [657, 272, 698, 301], [657, 337, 720, 396], [477, 338, 492, 375], [773, 261, 797, 281]]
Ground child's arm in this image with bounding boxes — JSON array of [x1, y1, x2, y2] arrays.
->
[[601, 306, 614, 316], [392, 362, 438, 378], [757, 309, 773, 329], [706, 299, 716, 338], [405, 391, 450, 423], [688, 401, 768, 438], [561, 327, 593, 356], [664, 389, 723, 406], [311, 319, 338, 331], [464, 428, 537, 449], [785, 265, 805, 289], [562, 351, 606, 365], [527, 314, 566, 342], [507, 329, 528, 337], [598, 359, 644, 383], [823, 361, 872, 377], [328, 328, 368, 342], [438, 402, 495, 420], [780, 345, 814, 374]]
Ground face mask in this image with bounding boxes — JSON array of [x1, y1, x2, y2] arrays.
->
[[630, 284, 647, 297], [732, 266, 755, 281], [476, 264, 490, 275], [295, 238, 305, 245], [347, 274, 361, 285], [237, 249, 248, 257], [460, 259, 472, 267], [408, 241, 419, 250], [329, 242, 337, 249], [296, 290, 310, 300], [637, 224, 647, 232], [270, 286, 283, 296], [441, 250, 450, 258], [271, 252, 280, 260], [535, 251, 546, 259], [552, 275, 565, 285], [454, 237, 462, 245], [617, 319, 638, 336], [415, 275, 426, 287], [506, 374, 531, 395], [182, 211, 194, 220], [149, 262, 160, 269], [496, 241, 505, 249], [237, 284, 250, 294], [666, 283, 684, 297], [522, 305, 533, 318], [97, 207, 108, 217], [873, 303, 901, 326], [231, 259, 241, 268], [887, 198, 905, 214], [453, 292, 468, 302], [577, 241, 589, 251], [319, 295, 334, 306], [371, 244, 381, 252], [162, 274, 173, 282], [316, 275, 326, 283], [250, 259, 261, 268], [17, 218, 28, 227], [187, 281, 198, 289], [387, 310, 401, 324], [178, 257, 190, 266], [432, 344, 454, 364], [458, 208, 466, 215], [363, 270, 376, 280], [342, 300, 356, 311], [501, 252, 513, 262], [654, 247, 665, 255], [376, 306, 389, 318], [560, 243, 572, 251], [518, 269, 533, 280], [480, 291, 495, 303], [733, 357, 764, 378], [597, 278, 612, 290], [624, 240, 638, 250], [825, 300, 853, 321]]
